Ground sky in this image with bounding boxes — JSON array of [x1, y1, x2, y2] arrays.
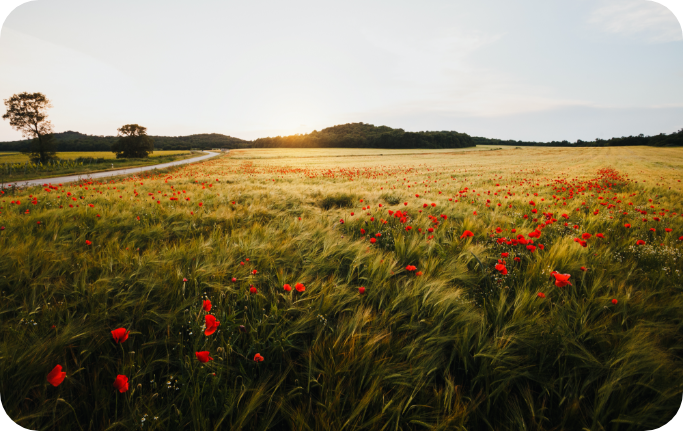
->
[[0, 0, 681, 143]]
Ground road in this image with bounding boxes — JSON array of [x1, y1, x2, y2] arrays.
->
[[1, 151, 222, 188]]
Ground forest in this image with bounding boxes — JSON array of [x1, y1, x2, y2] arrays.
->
[[472, 129, 683, 147], [0, 124, 681, 152], [0, 131, 250, 152], [251, 123, 474, 149]]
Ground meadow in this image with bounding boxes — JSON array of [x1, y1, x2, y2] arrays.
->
[[0, 151, 196, 183], [1, 146, 682, 430]]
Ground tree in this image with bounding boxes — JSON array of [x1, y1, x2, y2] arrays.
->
[[2, 92, 57, 163], [111, 124, 154, 158]]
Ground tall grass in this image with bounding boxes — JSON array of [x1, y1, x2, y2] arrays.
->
[[0, 146, 682, 430]]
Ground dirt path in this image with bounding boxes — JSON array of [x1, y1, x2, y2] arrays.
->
[[1, 151, 222, 188]]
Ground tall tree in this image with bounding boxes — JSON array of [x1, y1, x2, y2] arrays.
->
[[2, 92, 57, 163], [111, 124, 154, 158]]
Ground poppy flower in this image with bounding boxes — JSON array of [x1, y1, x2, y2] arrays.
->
[[183, 278, 188, 282], [624, 223, 631, 228], [111, 328, 129, 343], [581, 233, 592, 240], [232, 277, 237, 282], [360, 228, 366, 235], [526, 245, 537, 252], [405, 265, 417, 271], [283, 284, 292, 292], [113, 375, 129, 393], [202, 300, 211, 312], [460, 230, 474, 239], [665, 228, 672, 233], [295, 283, 305, 292], [370, 238, 376, 244], [249, 286, 258, 294], [254, 353, 264, 362], [251, 269, 258, 275], [85, 240, 92, 246], [537, 292, 546, 299], [513, 256, 521, 262], [580, 266, 587, 271], [636, 240, 646, 245], [495, 263, 508, 275], [359, 286, 366, 294], [205, 314, 220, 336], [195, 351, 213, 363], [47, 365, 66, 387], [611, 298, 618, 305], [551, 272, 572, 288], [501, 252, 509, 258]]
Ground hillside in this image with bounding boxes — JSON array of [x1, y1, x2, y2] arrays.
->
[[251, 122, 474, 149], [0, 131, 250, 152]]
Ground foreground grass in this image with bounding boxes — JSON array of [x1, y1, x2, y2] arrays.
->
[[0, 151, 198, 183], [0, 146, 682, 430]]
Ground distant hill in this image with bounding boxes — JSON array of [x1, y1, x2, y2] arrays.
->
[[472, 129, 683, 147], [251, 122, 474, 149], [0, 131, 250, 152]]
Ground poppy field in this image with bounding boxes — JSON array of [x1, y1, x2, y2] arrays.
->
[[1, 145, 683, 430]]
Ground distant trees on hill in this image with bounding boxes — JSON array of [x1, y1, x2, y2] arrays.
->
[[472, 129, 683, 147], [0, 131, 250, 152], [251, 123, 474, 149]]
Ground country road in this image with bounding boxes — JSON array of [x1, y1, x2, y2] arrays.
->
[[1, 150, 222, 188]]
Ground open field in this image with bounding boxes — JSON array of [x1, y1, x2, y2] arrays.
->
[[228, 145, 506, 159], [0, 151, 198, 183], [1, 146, 682, 430]]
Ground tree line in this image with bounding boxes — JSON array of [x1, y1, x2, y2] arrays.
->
[[251, 122, 474, 149], [471, 130, 683, 147]]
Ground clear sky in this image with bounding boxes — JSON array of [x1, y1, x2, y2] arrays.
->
[[0, 0, 681, 142]]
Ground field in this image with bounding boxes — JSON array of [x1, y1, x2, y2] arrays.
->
[[0, 151, 197, 183], [0, 151, 192, 164], [1, 146, 682, 430]]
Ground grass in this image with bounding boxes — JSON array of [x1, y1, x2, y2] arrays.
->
[[0, 146, 682, 430], [0, 151, 199, 183]]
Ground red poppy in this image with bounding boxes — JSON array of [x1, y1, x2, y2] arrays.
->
[[202, 300, 211, 312], [526, 245, 537, 252], [205, 315, 220, 336], [47, 365, 66, 387], [232, 277, 237, 282], [195, 351, 213, 363], [513, 256, 521, 262], [551, 272, 572, 287], [183, 278, 188, 282], [358, 286, 366, 294], [360, 228, 366, 235], [111, 328, 129, 343], [283, 284, 292, 292], [252, 269, 258, 275], [249, 286, 258, 294], [254, 353, 264, 362], [624, 223, 631, 228], [460, 230, 474, 239], [370, 238, 376, 244], [85, 240, 92, 246], [665, 228, 672, 233], [636, 240, 646, 245], [580, 266, 587, 271], [581, 233, 591, 240], [501, 252, 509, 258], [537, 292, 546, 299], [405, 265, 417, 271], [113, 375, 129, 393], [295, 283, 305, 292], [495, 263, 508, 275], [596, 233, 605, 239], [611, 298, 618, 305]]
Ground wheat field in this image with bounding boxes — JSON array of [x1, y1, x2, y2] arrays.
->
[[0, 146, 682, 430]]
